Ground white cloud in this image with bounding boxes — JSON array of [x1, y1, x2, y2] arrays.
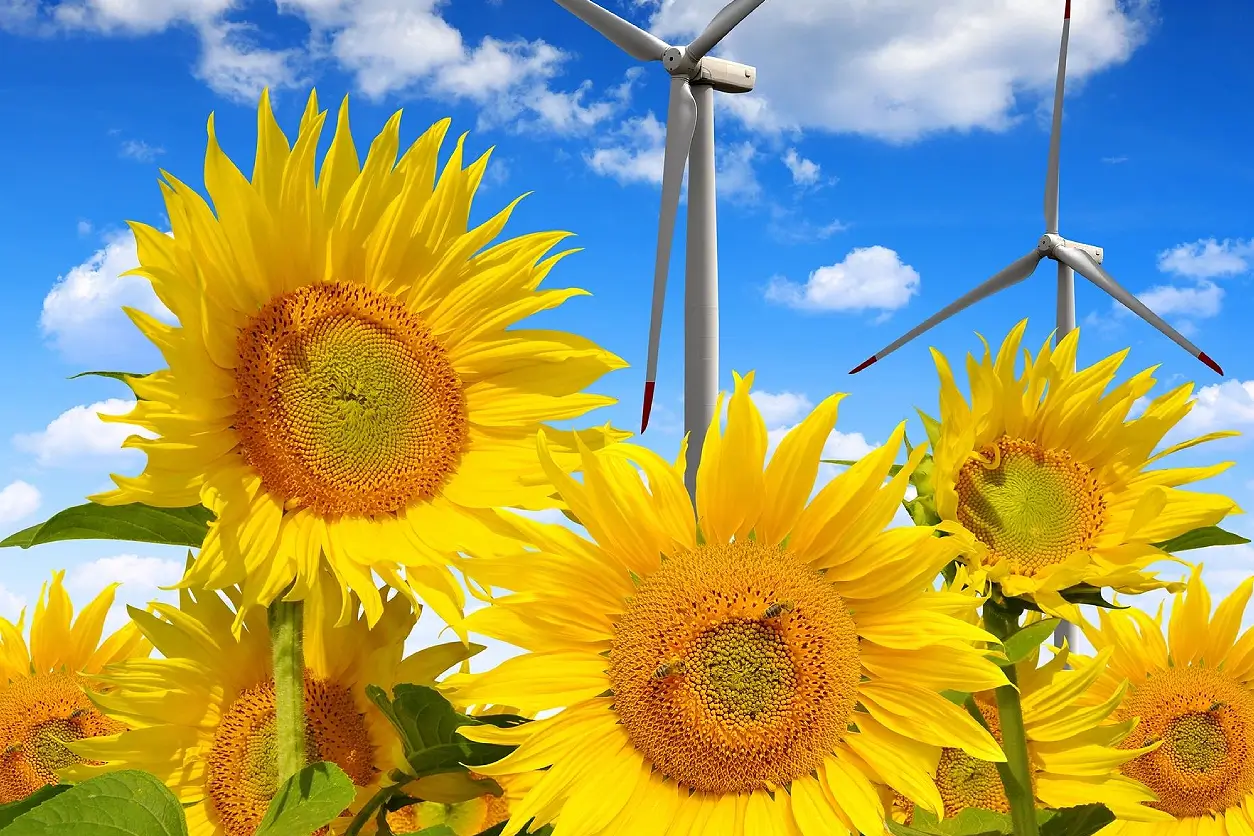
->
[[767, 207, 848, 244], [766, 246, 920, 312], [0, 481, 41, 527], [1157, 238, 1253, 280], [1179, 380, 1254, 435], [751, 391, 812, 427], [716, 141, 761, 203], [782, 148, 821, 186], [584, 113, 666, 185], [118, 139, 164, 162], [40, 230, 172, 361], [13, 399, 154, 466], [75, 219, 93, 236], [195, 19, 304, 101], [646, 0, 1152, 142], [68, 554, 183, 592], [1125, 280, 1224, 320]]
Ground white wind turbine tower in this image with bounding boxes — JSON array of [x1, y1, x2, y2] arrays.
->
[[552, 0, 766, 498], [849, 0, 1225, 652]]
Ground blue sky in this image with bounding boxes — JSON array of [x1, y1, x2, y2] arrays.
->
[[0, 0, 1251, 663]]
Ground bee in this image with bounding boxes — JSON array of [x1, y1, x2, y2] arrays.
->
[[653, 657, 686, 680], [762, 600, 795, 620]]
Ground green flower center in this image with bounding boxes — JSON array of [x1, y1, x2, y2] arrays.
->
[[955, 436, 1106, 575], [1164, 713, 1228, 773], [235, 281, 469, 517], [686, 621, 796, 722]]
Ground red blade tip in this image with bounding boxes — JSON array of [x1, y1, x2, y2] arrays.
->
[[641, 380, 656, 433], [1199, 352, 1223, 376], [1064, 0, 1071, 19], [849, 356, 878, 375]]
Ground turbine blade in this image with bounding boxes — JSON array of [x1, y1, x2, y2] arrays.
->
[[1044, 0, 1071, 234], [1052, 247, 1224, 375], [552, 0, 669, 62], [850, 250, 1044, 373], [642, 78, 698, 432], [686, 0, 768, 62]]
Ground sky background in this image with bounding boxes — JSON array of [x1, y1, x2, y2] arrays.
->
[[0, 0, 1252, 670]]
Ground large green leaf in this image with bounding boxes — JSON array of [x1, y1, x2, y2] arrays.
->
[[0, 770, 186, 835], [1000, 618, 1062, 666], [1, 503, 214, 549], [255, 762, 356, 836], [1039, 804, 1115, 836], [888, 807, 1015, 836], [1155, 526, 1251, 554], [0, 787, 71, 829]]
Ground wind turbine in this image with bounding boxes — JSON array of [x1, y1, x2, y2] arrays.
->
[[552, 0, 765, 498], [848, 0, 1225, 652]]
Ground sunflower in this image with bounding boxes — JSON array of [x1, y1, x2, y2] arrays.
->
[[91, 88, 627, 634], [439, 371, 1012, 835], [63, 572, 465, 836], [1077, 565, 1254, 836], [929, 320, 1239, 615], [0, 570, 148, 803]]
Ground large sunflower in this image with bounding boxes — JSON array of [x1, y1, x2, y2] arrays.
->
[[0, 570, 148, 803], [92, 88, 627, 633], [442, 372, 1011, 836], [929, 320, 1239, 614], [1077, 566, 1254, 836], [63, 573, 461, 836]]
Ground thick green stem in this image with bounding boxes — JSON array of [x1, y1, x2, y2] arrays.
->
[[983, 598, 1040, 836], [268, 597, 306, 785]]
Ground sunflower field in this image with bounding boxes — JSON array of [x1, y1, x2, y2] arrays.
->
[[0, 90, 1247, 836]]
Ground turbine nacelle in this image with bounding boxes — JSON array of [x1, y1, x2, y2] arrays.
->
[[663, 47, 758, 93], [1038, 233, 1103, 265]]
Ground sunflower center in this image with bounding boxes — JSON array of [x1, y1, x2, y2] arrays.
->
[[955, 436, 1106, 575], [1117, 667, 1254, 817], [934, 696, 1014, 817], [0, 672, 124, 803], [234, 281, 469, 517], [607, 542, 861, 794], [206, 671, 377, 836]]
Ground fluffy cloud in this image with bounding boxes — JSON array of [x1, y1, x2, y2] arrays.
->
[[750, 391, 812, 427], [1179, 380, 1254, 435], [782, 148, 821, 186], [1130, 280, 1223, 319], [585, 113, 667, 185], [1157, 238, 1253, 280], [766, 246, 920, 312], [68, 553, 183, 592], [13, 399, 153, 466], [0, 481, 41, 527], [40, 231, 172, 361], [118, 139, 164, 162], [644, 0, 1150, 142]]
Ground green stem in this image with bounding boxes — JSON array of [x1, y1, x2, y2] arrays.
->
[[982, 597, 1040, 836], [268, 597, 306, 785], [344, 785, 400, 836]]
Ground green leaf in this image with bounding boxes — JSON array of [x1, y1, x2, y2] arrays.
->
[[902, 806, 1016, 836], [255, 761, 356, 836], [0, 503, 214, 549], [412, 828, 458, 836], [406, 771, 501, 804], [1000, 618, 1062, 666], [1039, 804, 1115, 836], [69, 370, 148, 387], [1155, 526, 1251, 553], [0, 770, 187, 835], [0, 786, 72, 829], [365, 685, 517, 783], [1057, 584, 1128, 610]]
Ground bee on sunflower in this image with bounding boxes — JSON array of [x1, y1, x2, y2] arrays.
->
[[440, 372, 1012, 836]]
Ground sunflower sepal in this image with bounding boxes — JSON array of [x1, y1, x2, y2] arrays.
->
[[1054, 583, 1128, 610], [998, 618, 1063, 667], [255, 760, 356, 836]]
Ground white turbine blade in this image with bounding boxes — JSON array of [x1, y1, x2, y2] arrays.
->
[[850, 250, 1044, 373], [1052, 246, 1224, 375], [642, 77, 698, 432], [552, 0, 669, 62], [685, 0, 768, 62], [1044, 0, 1071, 234]]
